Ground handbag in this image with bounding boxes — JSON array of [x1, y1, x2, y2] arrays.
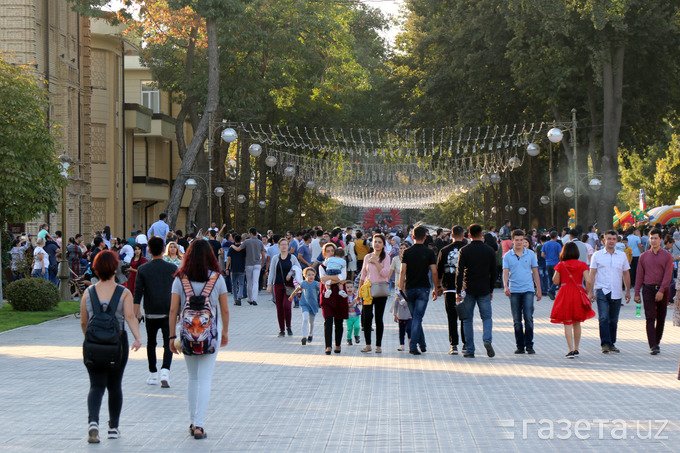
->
[[278, 260, 295, 296], [370, 281, 390, 298]]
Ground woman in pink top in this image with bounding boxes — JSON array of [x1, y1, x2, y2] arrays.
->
[[359, 234, 392, 353]]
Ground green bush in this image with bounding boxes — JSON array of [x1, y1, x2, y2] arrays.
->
[[6, 278, 60, 312]]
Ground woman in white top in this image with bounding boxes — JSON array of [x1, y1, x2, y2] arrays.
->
[[345, 235, 357, 280], [32, 237, 49, 280], [169, 239, 229, 440]]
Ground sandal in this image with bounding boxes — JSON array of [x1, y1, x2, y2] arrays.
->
[[189, 424, 195, 436], [193, 426, 207, 439]]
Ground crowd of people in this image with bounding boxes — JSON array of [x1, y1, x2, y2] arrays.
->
[[5, 214, 680, 443]]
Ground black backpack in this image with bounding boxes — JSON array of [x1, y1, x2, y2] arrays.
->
[[83, 285, 124, 369]]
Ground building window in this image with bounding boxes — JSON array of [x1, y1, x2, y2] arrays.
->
[[141, 81, 160, 113]]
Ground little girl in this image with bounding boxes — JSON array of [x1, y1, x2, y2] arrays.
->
[[323, 248, 348, 298], [550, 242, 595, 358], [345, 282, 361, 345], [290, 267, 320, 345], [391, 292, 412, 351]]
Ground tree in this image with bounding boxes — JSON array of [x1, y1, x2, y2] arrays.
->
[[0, 58, 63, 224], [0, 58, 63, 304]]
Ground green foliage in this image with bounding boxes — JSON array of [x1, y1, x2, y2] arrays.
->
[[619, 132, 680, 208], [6, 278, 60, 312], [0, 58, 64, 225]]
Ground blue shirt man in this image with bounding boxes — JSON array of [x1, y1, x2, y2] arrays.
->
[[542, 237, 562, 266], [147, 213, 170, 243], [297, 239, 312, 268], [627, 233, 642, 258], [502, 230, 542, 354]]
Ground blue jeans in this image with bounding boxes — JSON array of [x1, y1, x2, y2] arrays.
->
[[547, 265, 557, 296], [538, 265, 550, 294], [31, 269, 48, 280], [462, 293, 493, 355], [510, 292, 535, 350], [596, 289, 621, 347], [231, 272, 246, 300], [406, 288, 430, 352]]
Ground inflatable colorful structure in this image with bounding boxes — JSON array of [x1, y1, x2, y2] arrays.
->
[[613, 195, 680, 229], [363, 208, 402, 229]]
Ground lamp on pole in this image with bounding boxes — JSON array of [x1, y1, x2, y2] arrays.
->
[[57, 154, 73, 301], [546, 109, 579, 224]]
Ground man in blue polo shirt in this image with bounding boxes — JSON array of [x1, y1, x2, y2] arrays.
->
[[542, 231, 562, 300], [503, 229, 542, 354]]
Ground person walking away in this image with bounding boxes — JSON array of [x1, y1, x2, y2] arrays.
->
[[80, 251, 142, 443], [551, 242, 596, 357], [398, 225, 439, 356], [536, 235, 550, 294], [542, 231, 562, 300], [436, 225, 467, 355], [169, 239, 229, 440], [569, 229, 589, 264], [455, 224, 497, 359], [586, 230, 631, 354], [359, 234, 392, 353], [502, 229, 542, 355], [345, 282, 361, 345], [134, 237, 177, 387], [226, 234, 247, 305], [266, 238, 300, 337], [290, 267, 320, 345], [634, 228, 674, 355]]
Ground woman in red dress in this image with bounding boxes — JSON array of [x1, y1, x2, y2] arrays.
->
[[125, 244, 147, 295], [550, 242, 595, 358]]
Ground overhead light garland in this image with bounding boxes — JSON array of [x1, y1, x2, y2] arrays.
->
[[225, 121, 547, 209]]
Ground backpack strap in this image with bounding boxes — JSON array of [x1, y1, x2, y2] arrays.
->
[[201, 272, 220, 298], [181, 276, 195, 300], [107, 285, 124, 315], [89, 286, 101, 314]]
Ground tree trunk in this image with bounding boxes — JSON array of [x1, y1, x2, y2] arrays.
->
[[598, 43, 625, 230], [165, 18, 220, 229], [186, 185, 203, 233]]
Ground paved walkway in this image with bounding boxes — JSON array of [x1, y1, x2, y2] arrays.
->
[[1, 289, 680, 452]]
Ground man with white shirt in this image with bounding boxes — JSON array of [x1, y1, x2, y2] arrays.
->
[[587, 230, 631, 354], [147, 213, 170, 244], [119, 241, 134, 264], [309, 229, 323, 262]]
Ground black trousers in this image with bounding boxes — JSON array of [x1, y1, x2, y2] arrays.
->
[[145, 317, 172, 372], [87, 333, 129, 428], [444, 292, 466, 347], [324, 316, 344, 348], [362, 296, 388, 346]]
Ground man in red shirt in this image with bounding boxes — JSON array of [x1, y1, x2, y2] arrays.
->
[[634, 228, 674, 355]]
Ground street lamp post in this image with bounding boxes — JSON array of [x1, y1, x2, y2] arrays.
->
[[546, 109, 579, 224], [57, 154, 72, 301], [184, 174, 225, 229]]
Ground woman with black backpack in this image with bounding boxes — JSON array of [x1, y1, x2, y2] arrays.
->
[[79, 250, 142, 444], [169, 239, 230, 440]]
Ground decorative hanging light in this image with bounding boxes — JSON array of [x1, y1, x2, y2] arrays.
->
[[248, 143, 262, 157], [221, 128, 238, 143], [237, 194, 246, 204], [547, 127, 563, 143], [526, 143, 540, 157], [265, 155, 277, 168]]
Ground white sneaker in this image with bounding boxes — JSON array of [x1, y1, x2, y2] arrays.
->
[[107, 427, 120, 439], [87, 422, 100, 444], [338, 290, 348, 298], [160, 368, 170, 388], [324, 289, 332, 298], [146, 372, 158, 385]]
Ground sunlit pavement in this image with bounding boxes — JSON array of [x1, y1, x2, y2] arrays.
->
[[1, 290, 680, 452]]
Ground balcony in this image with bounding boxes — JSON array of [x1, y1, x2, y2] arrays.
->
[[124, 103, 152, 133], [137, 113, 176, 140]]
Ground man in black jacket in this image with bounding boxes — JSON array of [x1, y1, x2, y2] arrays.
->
[[437, 225, 467, 355], [456, 224, 497, 359], [134, 236, 177, 388]]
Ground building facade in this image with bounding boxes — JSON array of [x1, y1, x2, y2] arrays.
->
[[0, 1, 190, 239]]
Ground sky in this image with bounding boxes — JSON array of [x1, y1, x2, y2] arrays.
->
[[104, 0, 405, 45]]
